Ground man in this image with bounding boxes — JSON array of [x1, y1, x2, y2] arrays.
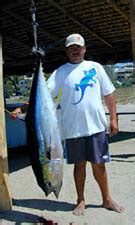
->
[[11, 33, 124, 216], [47, 33, 124, 216]]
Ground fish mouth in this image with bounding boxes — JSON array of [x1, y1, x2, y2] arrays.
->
[[44, 181, 62, 198]]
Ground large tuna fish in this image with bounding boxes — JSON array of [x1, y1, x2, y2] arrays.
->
[[25, 60, 63, 198]]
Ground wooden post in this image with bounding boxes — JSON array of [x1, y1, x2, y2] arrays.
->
[[0, 35, 12, 210], [130, 0, 135, 69]]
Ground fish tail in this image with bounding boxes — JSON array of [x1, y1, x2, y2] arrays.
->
[[44, 182, 54, 196], [53, 182, 62, 198]]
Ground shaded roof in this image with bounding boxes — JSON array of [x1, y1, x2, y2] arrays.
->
[[2, 0, 132, 75]]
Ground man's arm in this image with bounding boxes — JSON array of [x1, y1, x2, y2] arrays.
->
[[104, 93, 118, 137], [10, 107, 22, 119], [10, 102, 28, 119]]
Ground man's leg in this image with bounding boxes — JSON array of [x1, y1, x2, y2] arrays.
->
[[91, 163, 124, 213], [73, 161, 87, 216]]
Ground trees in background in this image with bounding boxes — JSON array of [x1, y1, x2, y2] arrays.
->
[[4, 75, 32, 100]]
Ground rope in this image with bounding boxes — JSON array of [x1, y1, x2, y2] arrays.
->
[[29, 0, 65, 58], [30, 0, 45, 57], [30, 0, 38, 50]]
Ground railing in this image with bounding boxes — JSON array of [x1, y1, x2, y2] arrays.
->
[[106, 112, 135, 123]]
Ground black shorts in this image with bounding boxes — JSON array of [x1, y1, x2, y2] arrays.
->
[[65, 131, 110, 164]]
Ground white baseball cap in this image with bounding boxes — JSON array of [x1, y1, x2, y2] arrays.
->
[[65, 33, 85, 47]]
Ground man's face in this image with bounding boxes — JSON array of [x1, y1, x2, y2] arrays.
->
[[66, 44, 86, 64]]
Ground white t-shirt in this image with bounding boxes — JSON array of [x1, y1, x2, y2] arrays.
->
[[47, 60, 115, 139]]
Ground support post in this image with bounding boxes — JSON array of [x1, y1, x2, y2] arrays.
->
[[130, 0, 135, 69], [0, 35, 12, 210]]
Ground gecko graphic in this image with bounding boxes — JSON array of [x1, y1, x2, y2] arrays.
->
[[73, 68, 96, 105]]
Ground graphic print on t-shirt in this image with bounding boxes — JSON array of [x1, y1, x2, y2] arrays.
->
[[73, 68, 97, 105]]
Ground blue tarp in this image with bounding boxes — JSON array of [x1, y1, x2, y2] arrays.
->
[[5, 103, 27, 148]]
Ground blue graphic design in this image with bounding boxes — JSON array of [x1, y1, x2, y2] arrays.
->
[[73, 68, 96, 105]]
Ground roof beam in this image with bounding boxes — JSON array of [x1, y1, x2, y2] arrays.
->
[[4, 34, 30, 50], [2, 8, 58, 41], [106, 0, 129, 22], [2, 0, 26, 11], [47, 0, 113, 48]]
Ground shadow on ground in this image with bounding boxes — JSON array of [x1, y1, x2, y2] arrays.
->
[[0, 200, 102, 224], [8, 149, 30, 173], [109, 131, 135, 143], [13, 198, 101, 212], [0, 210, 46, 224], [111, 153, 135, 163], [13, 198, 75, 212]]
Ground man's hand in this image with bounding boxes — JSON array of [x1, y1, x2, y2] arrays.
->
[[10, 108, 21, 119], [104, 93, 118, 137], [109, 119, 119, 137]]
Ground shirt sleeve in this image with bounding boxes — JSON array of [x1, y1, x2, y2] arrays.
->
[[47, 69, 62, 98], [97, 64, 115, 96]]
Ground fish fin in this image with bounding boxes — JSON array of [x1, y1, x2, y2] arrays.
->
[[46, 150, 51, 160], [44, 182, 54, 196], [53, 181, 62, 198], [45, 144, 51, 160]]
